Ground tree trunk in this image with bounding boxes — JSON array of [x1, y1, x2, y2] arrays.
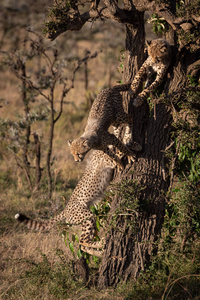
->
[[33, 132, 41, 191], [98, 6, 200, 285], [98, 5, 173, 289], [21, 62, 32, 190], [47, 96, 54, 200], [98, 102, 172, 287]]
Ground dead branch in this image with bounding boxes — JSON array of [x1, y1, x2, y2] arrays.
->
[[54, 50, 101, 123]]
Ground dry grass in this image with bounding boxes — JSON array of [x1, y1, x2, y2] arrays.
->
[[0, 4, 124, 298], [0, 229, 70, 296]]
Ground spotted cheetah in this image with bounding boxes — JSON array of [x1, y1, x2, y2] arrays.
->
[[68, 83, 142, 169], [130, 39, 171, 107], [15, 150, 117, 257]]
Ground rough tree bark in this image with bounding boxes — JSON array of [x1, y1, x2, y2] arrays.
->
[[97, 6, 173, 287], [44, 0, 200, 287], [98, 4, 200, 289]]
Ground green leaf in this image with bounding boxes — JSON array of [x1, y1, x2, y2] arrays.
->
[[63, 237, 68, 248], [77, 248, 83, 258], [75, 234, 79, 242], [92, 255, 99, 263], [69, 242, 74, 253], [96, 219, 100, 232], [157, 24, 162, 33]]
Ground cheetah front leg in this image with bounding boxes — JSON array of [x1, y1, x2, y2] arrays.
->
[[133, 63, 168, 107], [129, 60, 148, 97]]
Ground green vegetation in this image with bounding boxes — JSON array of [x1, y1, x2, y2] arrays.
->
[[147, 14, 167, 35]]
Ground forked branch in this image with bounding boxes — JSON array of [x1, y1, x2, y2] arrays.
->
[[45, 0, 200, 41]]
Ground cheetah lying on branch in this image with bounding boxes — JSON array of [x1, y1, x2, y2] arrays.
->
[[15, 150, 117, 257], [69, 83, 142, 169], [130, 39, 171, 107]]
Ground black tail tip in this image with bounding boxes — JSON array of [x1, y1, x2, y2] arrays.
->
[[15, 213, 28, 222]]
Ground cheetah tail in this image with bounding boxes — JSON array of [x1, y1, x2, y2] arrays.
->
[[15, 213, 55, 231]]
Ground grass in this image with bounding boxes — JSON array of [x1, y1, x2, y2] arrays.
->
[[0, 4, 125, 298]]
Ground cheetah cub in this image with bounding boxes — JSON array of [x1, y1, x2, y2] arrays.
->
[[15, 151, 117, 257], [130, 39, 171, 107], [69, 84, 142, 169]]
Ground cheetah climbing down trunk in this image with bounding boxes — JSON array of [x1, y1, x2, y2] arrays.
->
[[68, 83, 142, 169]]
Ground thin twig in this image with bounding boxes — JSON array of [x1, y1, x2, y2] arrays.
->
[[162, 274, 200, 300]]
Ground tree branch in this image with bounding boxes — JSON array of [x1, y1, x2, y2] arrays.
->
[[134, 0, 200, 32], [45, 0, 200, 41], [46, 11, 92, 41], [102, 0, 129, 20], [45, 2, 140, 41], [133, 0, 179, 30], [54, 50, 101, 123]]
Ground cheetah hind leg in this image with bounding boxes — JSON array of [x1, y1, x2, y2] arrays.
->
[[104, 131, 136, 165], [80, 239, 105, 258], [79, 218, 105, 257], [81, 245, 104, 257], [102, 146, 124, 170], [80, 238, 105, 249]]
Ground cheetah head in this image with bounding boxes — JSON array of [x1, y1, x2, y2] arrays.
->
[[147, 39, 170, 63], [68, 137, 91, 162]]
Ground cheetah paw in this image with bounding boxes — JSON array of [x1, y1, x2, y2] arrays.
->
[[127, 155, 136, 164]]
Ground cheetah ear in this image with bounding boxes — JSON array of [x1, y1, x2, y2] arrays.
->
[[146, 40, 151, 46], [68, 140, 73, 146]]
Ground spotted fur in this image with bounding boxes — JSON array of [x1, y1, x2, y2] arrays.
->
[[130, 39, 171, 107], [15, 151, 116, 257], [69, 83, 142, 169]]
